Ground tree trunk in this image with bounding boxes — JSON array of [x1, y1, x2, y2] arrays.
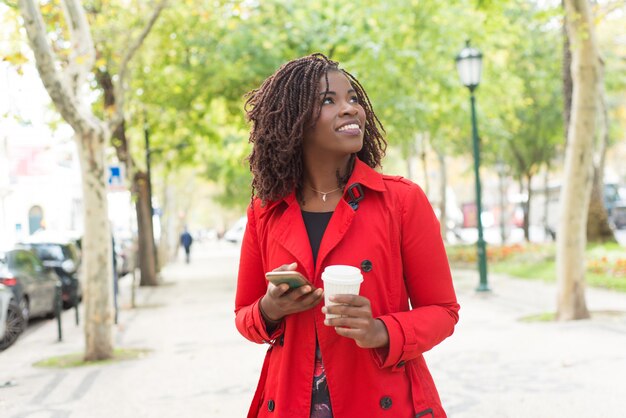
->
[[542, 164, 555, 240], [134, 172, 158, 286], [499, 168, 508, 245], [562, 1, 573, 144], [435, 148, 447, 241], [586, 59, 616, 243], [557, 0, 598, 321], [96, 69, 160, 283], [522, 174, 533, 242], [586, 168, 616, 242], [19, 0, 115, 360], [76, 132, 115, 361]]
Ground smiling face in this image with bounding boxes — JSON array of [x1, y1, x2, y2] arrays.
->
[[302, 70, 366, 161]]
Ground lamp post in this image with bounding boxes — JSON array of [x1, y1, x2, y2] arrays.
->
[[456, 40, 489, 292]]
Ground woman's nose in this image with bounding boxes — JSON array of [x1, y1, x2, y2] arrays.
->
[[339, 101, 359, 116]]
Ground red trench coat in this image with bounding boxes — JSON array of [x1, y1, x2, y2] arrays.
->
[[235, 158, 460, 418]]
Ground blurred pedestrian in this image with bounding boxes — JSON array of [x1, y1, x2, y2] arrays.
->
[[235, 53, 459, 417], [180, 229, 193, 264]]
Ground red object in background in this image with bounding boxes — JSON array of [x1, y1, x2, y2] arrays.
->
[[11, 146, 48, 177], [462, 202, 477, 228], [0, 276, 17, 286]]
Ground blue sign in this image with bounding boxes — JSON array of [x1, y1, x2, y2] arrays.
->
[[108, 165, 124, 188]]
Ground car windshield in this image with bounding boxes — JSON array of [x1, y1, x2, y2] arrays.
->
[[31, 244, 65, 261]]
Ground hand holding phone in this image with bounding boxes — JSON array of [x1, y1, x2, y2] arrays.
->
[[265, 270, 313, 290], [260, 264, 323, 323]]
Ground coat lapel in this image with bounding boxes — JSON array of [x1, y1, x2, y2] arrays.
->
[[315, 199, 356, 278], [315, 159, 386, 277], [271, 194, 315, 280]]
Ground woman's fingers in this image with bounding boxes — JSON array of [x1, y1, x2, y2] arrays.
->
[[272, 262, 298, 272], [268, 283, 291, 298], [268, 284, 323, 315], [320, 294, 389, 348], [322, 295, 371, 319]]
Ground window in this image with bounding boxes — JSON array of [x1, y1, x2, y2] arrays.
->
[[32, 244, 65, 262]]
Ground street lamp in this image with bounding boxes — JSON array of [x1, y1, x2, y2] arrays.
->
[[456, 40, 489, 292]]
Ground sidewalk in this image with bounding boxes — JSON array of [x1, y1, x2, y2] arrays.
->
[[1, 240, 625, 417], [429, 270, 626, 417]]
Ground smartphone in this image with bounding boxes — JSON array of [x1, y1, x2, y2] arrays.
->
[[265, 270, 313, 289]]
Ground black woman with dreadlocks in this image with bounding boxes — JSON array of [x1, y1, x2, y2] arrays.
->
[[235, 53, 459, 418]]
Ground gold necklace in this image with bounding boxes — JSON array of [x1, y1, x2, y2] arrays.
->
[[307, 185, 342, 202]]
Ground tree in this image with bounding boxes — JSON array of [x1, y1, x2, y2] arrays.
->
[[17, 0, 165, 360], [556, 0, 599, 321]]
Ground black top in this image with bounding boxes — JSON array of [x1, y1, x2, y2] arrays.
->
[[302, 210, 334, 418], [301, 211, 333, 264]]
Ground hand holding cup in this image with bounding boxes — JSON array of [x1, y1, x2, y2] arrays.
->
[[322, 294, 389, 349]]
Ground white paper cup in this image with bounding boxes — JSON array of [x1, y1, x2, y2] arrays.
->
[[322, 265, 363, 319]]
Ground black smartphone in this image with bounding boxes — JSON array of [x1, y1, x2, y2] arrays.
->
[[265, 271, 313, 289]]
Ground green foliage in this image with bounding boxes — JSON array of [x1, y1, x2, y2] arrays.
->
[[13, 0, 621, 214], [478, 1, 564, 177]]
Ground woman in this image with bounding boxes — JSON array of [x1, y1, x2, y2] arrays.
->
[[235, 53, 459, 418]]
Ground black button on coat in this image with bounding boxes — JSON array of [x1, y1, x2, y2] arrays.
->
[[380, 396, 392, 410]]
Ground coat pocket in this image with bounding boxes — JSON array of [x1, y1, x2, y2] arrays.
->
[[405, 357, 445, 417]]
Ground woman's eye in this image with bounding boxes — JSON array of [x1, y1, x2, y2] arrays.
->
[[350, 96, 359, 103], [322, 97, 334, 105]]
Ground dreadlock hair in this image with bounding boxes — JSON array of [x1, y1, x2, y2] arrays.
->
[[244, 53, 386, 204]]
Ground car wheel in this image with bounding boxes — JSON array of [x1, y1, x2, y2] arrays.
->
[[19, 297, 30, 324], [0, 300, 26, 350]]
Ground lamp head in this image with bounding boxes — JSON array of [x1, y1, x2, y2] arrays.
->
[[456, 39, 483, 91]]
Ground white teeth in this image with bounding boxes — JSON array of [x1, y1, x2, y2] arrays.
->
[[338, 124, 359, 132]]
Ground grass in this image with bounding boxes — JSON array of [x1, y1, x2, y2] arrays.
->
[[491, 260, 555, 282], [34, 348, 151, 368], [447, 241, 626, 292], [519, 312, 557, 322], [520, 310, 626, 323]]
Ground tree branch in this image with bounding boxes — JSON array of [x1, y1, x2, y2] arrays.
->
[[110, 0, 167, 132], [60, 0, 96, 96], [17, 0, 101, 135]]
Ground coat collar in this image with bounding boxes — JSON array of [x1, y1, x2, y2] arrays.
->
[[345, 157, 385, 193], [256, 156, 385, 217]]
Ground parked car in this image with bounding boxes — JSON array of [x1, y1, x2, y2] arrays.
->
[[0, 283, 25, 350], [611, 201, 626, 230], [0, 249, 59, 321], [224, 216, 247, 243], [18, 232, 83, 308]]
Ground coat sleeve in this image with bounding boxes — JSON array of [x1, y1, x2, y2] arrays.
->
[[234, 203, 285, 344], [375, 182, 459, 369]]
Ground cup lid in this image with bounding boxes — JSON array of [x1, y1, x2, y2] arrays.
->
[[322, 265, 363, 284]]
